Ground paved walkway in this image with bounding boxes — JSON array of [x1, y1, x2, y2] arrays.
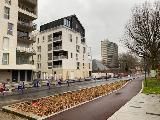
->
[[108, 93, 160, 120], [46, 77, 143, 120]]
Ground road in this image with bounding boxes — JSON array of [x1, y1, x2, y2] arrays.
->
[[0, 78, 125, 108], [46, 77, 143, 120]]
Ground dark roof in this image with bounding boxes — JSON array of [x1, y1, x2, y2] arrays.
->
[[40, 15, 85, 34]]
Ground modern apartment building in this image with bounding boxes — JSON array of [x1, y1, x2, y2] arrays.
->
[[0, 0, 38, 82], [33, 15, 92, 80], [101, 39, 118, 68]]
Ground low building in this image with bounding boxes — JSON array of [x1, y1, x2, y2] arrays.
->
[[33, 15, 92, 80]]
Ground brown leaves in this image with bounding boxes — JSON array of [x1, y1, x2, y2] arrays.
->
[[10, 81, 127, 117]]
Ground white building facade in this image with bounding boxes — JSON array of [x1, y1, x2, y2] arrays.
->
[[33, 15, 92, 80], [0, 0, 38, 82]]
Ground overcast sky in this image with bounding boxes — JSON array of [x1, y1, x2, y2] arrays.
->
[[36, 0, 154, 60]]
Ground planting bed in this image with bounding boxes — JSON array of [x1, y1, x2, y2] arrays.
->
[[3, 80, 128, 119]]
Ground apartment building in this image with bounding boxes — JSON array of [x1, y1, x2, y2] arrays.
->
[[33, 15, 92, 80], [101, 39, 118, 68], [0, 0, 38, 82]]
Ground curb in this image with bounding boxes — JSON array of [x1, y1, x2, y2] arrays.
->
[[2, 80, 130, 120]]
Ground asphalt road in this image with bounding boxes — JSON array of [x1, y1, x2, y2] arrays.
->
[[0, 78, 125, 108], [46, 77, 143, 120]]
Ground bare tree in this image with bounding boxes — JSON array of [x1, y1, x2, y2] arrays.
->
[[119, 52, 139, 72], [122, 1, 160, 70]]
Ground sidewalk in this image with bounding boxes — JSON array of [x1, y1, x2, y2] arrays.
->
[[108, 93, 160, 120]]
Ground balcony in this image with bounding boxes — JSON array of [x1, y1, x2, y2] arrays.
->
[[53, 56, 68, 61], [53, 65, 62, 69], [16, 46, 36, 55], [53, 46, 62, 51], [19, 0, 37, 6], [18, 20, 37, 31], [53, 36, 62, 42], [18, 5, 37, 20], [17, 36, 36, 43]]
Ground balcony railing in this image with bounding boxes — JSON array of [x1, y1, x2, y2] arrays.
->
[[53, 36, 62, 42], [53, 46, 62, 51], [53, 65, 62, 68], [19, 4, 37, 16], [18, 21, 37, 31], [16, 46, 36, 54], [53, 56, 67, 60], [24, 0, 37, 5], [17, 36, 36, 43]]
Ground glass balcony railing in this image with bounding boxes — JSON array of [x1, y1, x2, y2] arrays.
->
[[18, 21, 37, 30], [53, 65, 62, 68], [53, 46, 62, 51], [53, 36, 62, 41], [53, 56, 67, 60]]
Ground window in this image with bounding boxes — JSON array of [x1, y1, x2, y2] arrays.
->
[[48, 44, 52, 51], [48, 62, 52, 69], [37, 38, 39, 44], [7, 23, 13, 35], [71, 53, 73, 58], [4, 7, 10, 19], [76, 37, 78, 44], [3, 37, 9, 50], [48, 34, 52, 42], [76, 45, 80, 52], [89, 63, 91, 69], [37, 46, 41, 52], [69, 34, 72, 42], [64, 19, 71, 27], [77, 62, 80, 69], [48, 53, 52, 61], [76, 54, 78, 61], [42, 36, 45, 42], [83, 63, 85, 68], [2, 53, 9, 65], [83, 47, 86, 53], [5, 0, 11, 5], [37, 63, 41, 69], [37, 54, 41, 61]]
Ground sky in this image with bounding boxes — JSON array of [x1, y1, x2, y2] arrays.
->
[[35, 0, 154, 60]]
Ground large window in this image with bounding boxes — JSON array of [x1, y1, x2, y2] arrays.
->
[[7, 23, 13, 35], [2, 53, 9, 65], [3, 37, 9, 50], [48, 53, 52, 60], [4, 6, 10, 19], [48, 62, 52, 69], [48, 44, 52, 51], [48, 34, 52, 42], [37, 54, 41, 61]]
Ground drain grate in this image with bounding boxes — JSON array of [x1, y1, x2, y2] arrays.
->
[[146, 112, 160, 116], [130, 106, 142, 108]]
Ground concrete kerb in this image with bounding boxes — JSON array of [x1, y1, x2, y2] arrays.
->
[[2, 80, 130, 120], [107, 78, 144, 120]]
